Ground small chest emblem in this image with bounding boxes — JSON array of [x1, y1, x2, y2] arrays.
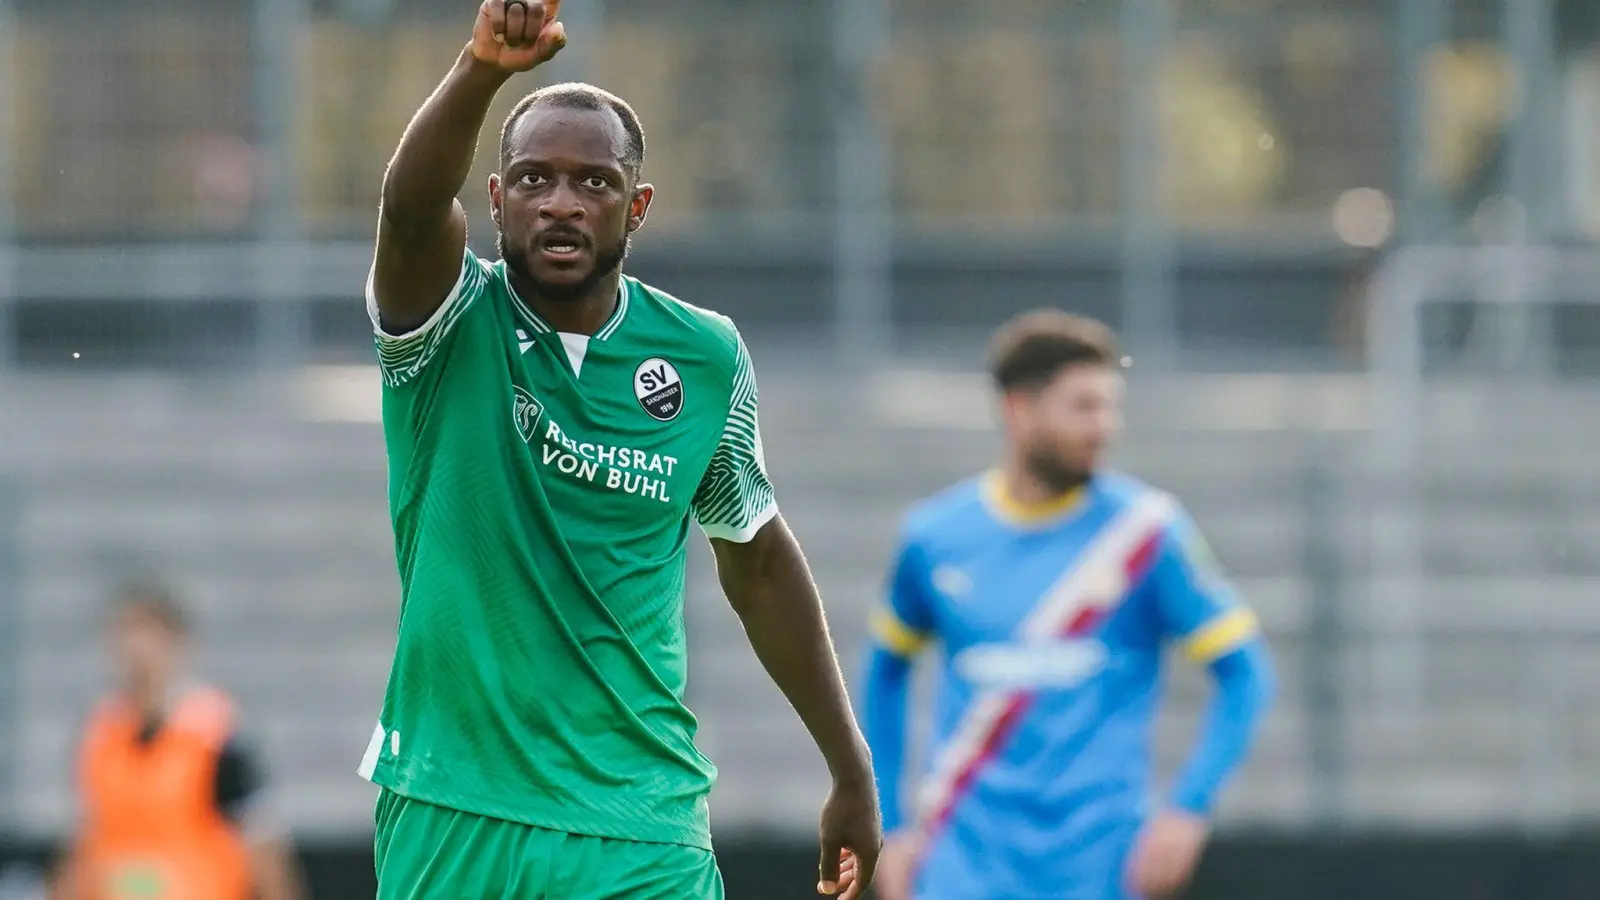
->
[[932, 565, 973, 599], [513, 385, 545, 443], [634, 357, 684, 421]]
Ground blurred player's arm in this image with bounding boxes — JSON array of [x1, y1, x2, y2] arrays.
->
[[1127, 510, 1275, 898], [698, 333, 880, 897], [1151, 514, 1277, 816], [371, 0, 564, 331], [214, 735, 308, 900], [45, 843, 86, 900], [47, 724, 94, 900], [859, 534, 937, 837]]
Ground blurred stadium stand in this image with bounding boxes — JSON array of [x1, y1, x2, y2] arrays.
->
[[6, 0, 1600, 897]]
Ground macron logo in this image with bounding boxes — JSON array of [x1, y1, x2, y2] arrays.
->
[[516, 329, 534, 354]]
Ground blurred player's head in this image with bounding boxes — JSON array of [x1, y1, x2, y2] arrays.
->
[[492, 83, 652, 302], [989, 310, 1125, 494], [107, 578, 188, 701]]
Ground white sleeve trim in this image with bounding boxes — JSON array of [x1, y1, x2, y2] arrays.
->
[[366, 252, 474, 342], [356, 721, 384, 781], [698, 501, 779, 543]]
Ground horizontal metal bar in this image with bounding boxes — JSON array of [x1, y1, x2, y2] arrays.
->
[[1, 231, 1372, 302]]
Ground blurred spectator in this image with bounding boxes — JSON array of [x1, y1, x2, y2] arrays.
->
[[46, 579, 305, 900]]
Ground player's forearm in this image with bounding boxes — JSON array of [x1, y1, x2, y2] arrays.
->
[[1170, 639, 1275, 815], [716, 521, 874, 785], [47, 844, 85, 900], [860, 646, 914, 833], [381, 45, 513, 227]]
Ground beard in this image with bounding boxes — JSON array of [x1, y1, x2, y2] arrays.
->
[[1023, 445, 1095, 495], [500, 230, 630, 303]]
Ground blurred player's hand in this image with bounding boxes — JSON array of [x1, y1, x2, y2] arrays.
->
[[1125, 809, 1210, 898], [871, 832, 917, 900], [817, 776, 882, 899], [471, 0, 567, 72]]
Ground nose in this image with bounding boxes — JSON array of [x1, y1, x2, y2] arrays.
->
[[539, 178, 585, 221]]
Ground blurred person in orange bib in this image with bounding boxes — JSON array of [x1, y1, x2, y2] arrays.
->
[[48, 579, 305, 900]]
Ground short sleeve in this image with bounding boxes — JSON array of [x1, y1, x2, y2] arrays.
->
[[869, 534, 937, 658], [1149, 508, 1260, 664], [368, 247, 493, 388], [692, 332, 778, 542]]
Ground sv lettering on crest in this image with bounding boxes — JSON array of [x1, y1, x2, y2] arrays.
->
[[639, 365, 671, 392]]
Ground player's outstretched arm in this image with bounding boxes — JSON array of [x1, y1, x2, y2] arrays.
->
[[371, 0, 567, 332], [710, 519, 883, 899]]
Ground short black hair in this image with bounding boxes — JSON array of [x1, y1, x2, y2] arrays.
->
[[112, 576, 188, 636], [499, 82, 646, 181], [988, 309, 1122, 393]]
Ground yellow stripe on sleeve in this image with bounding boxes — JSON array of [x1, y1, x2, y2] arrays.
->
[[1182, 607, 1260, 664], [870, 608, 930, 658]]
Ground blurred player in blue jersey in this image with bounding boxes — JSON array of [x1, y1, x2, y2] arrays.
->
[[860, 310, 1275, 900]]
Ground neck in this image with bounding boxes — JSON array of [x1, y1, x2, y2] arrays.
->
[[507, 268, 622, 336], [999, 453, 1091, 507], [998, 461, 1058, 508], [125, 677, 172, 720]]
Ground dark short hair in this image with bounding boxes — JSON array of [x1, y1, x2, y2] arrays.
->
[[499, 82, 646, 181], [988, 309, 1122, 393], [112, 576, 188, 636]]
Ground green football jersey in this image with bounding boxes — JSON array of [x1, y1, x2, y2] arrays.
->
[[357, 249, 777, 850]]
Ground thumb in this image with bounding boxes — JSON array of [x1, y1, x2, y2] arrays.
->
[[537, 20, 568, 55], [818, 839, 843, 894]]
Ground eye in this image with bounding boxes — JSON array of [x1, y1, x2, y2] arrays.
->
[[517, 172, 547, 187], [583, 175, 610, 189]]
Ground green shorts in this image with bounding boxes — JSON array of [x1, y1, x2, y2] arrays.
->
[[374, 789, 725, 900]]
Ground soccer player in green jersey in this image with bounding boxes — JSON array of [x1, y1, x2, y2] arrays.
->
[[356, 1, 881, 898]]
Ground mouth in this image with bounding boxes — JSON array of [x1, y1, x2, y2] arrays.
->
[[535, 231, 590, 264]]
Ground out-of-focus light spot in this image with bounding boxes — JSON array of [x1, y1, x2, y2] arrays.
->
[[1332, 187, 1395, 248], [1258, 133, 1275, 151]]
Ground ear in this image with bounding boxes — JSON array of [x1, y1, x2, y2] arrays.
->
[[998, 389, 1032, 434], [488, 173, 503, 225], [627, 182, 654, 234]]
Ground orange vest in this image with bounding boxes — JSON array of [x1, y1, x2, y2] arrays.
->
[[76, 685, 253, 900]]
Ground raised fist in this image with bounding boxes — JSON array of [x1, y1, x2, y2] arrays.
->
[[471, 0, 566, 73]]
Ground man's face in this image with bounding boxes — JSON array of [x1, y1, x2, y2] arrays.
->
[[491, 105, 652, 301], [1003, 364, 1124, 493], [109, 606, 181, 692]]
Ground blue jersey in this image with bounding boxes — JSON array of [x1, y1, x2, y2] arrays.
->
[[862, 471, 1267, 900]]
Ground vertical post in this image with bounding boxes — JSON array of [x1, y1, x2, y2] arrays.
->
[[253, 0, 310, 369], [1395, 0, 1447, 244], [1520, 628, 1570, 832], [1502, 0, 1556, 375], [832, 0, 892, 370], [1366, 250, 1424, 720], [1382, 0, 1445, 731], [0, 0, 17, 373], [1118, 0, 1175, 368], [1302, 437, 1344, 830], [0, 479, 19, 831]]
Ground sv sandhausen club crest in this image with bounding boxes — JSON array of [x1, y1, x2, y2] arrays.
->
[[513, 385, 546, 443], [634, 357, 684, 421]]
